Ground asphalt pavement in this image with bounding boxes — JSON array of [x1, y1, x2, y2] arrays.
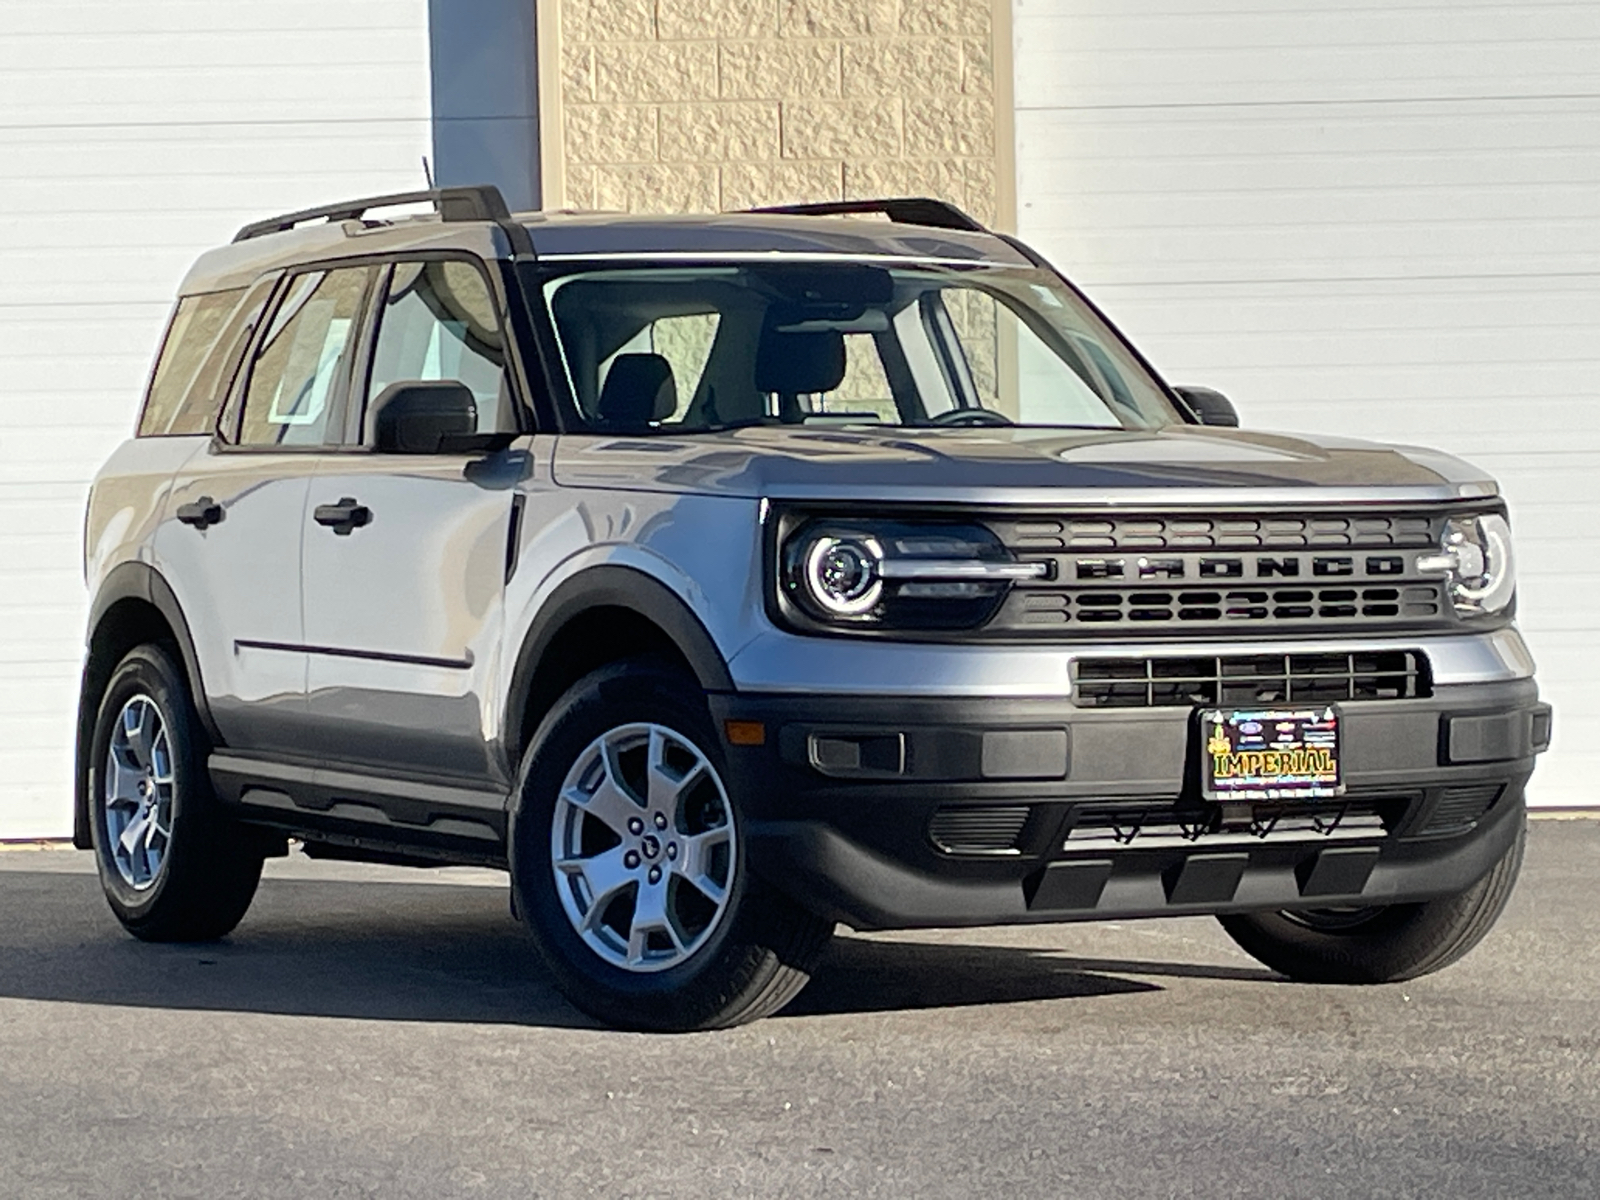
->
[[0, 818, 1595, 1199]]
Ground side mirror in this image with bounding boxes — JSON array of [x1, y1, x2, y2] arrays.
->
[[369, 381, 513, 454], [1174, 385, 1240, 428]]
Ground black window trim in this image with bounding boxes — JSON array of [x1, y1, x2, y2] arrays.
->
[[213, 271, 287, 448]]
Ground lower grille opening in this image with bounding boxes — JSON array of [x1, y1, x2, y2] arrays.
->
[[1062, 795, 1408, 850], [1073, 651, 1430, 709], [1420, 784, 1504, 836], [929, 805, 1030, 854]]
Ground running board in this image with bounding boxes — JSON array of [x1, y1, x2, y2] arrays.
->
[[209, 753, 509, 852]]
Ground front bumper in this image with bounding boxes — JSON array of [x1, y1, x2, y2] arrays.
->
[[710, 679, 1550, 930]]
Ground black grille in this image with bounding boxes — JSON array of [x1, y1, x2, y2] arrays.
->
[[928, 805, 1030, 854], [998, 513, 1437, 552], [1073, 651, 1429, 708], [1011, 584, 1443, 627], [1420, 784, 1503, 836], [984, 509, 1458, 638]]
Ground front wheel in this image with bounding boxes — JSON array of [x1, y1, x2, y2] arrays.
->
[[87, 644, 264, 942], [510, 661, 832, 1031], [1219, 818, 1526, 984]]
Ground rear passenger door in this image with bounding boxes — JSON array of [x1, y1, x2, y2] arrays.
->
[[298, 257, 527, 785], [155, 265, 374, 758]]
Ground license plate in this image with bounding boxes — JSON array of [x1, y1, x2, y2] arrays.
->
[[1200, 707, 1343, 801]]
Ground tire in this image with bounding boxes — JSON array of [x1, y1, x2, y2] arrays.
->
[[87, 643, 264, 942], [1218, 818, 1526, 984], [509, 660, 833, 1031]]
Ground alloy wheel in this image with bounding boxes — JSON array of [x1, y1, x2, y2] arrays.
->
[[103, 694, 175, 890], [550, 722, 736, 972]]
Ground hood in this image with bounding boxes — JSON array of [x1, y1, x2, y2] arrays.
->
[[551, 424, 1498, 507]]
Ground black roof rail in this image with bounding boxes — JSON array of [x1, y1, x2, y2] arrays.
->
[[232, 184, 521, 244], [745, 196, 988, 234]]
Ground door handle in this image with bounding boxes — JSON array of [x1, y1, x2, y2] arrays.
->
[[175, 496, 223, 530], [313, 497, 372, 535]]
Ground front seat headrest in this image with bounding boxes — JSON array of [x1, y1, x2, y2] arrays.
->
[[597, 353, 677, 427], [755, 329, 846, 395]]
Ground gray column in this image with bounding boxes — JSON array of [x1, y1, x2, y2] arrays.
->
[[429, 0, 541, 211]]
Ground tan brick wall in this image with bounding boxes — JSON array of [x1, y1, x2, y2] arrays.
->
[[546, 0, 1008, 225]]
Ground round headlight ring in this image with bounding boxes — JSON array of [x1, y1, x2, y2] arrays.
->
[[802, 535, 884, 617], [1450, 512, 1515, 615]]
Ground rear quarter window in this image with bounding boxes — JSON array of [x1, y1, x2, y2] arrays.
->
[[138, 277, 275, 437]]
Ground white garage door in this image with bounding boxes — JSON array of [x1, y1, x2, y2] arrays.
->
[[0, 2, 432, 838], [1014, 0, 1600, 808]]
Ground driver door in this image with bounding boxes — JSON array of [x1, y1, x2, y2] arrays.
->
[[298, 257, 530, 785]]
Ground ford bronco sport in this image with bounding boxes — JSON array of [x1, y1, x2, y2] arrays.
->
[[78, 186, 1550, 1030]]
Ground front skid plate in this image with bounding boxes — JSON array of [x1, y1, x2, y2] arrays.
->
[[745, 799, 1523, 931]]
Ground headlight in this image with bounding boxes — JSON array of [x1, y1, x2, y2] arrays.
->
[[1417, 512, 1516, 617], [781, 520, 1046, 630], [802, 534, 884, 616]]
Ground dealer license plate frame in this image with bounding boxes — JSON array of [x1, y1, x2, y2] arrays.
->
[[1200, 706, 1345, 802]]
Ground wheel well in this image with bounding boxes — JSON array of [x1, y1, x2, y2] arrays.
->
[[515, 606, 696, 758], [86, 598, 180, 699], [75, 598, 182, 847]]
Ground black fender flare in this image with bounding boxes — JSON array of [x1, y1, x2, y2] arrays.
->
[[501, 565, 735, 760], [76, 562, 216, 847]]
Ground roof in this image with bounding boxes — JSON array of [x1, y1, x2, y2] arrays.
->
[[514, 211, 1029, 266], [177, 189, 1033, 295]]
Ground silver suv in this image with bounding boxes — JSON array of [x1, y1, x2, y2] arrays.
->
[[77, 187, 1551, 1030]]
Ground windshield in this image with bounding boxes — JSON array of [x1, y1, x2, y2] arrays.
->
[[538, 261, 1184, 433]]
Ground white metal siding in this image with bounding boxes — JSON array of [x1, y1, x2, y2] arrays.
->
[[0, 2, 432, 838], [1014, 0, 1600, 807]]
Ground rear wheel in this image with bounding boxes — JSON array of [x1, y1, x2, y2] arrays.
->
[[88, 644, 264, 942], [510, 661, 832, 1031], [1219, 818, 1526, 984]]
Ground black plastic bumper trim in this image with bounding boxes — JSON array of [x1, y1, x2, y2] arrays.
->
[[1164, 853, 1248, 905], [1027, 859, 1112, 910], [745, 793, 1525, 931], [1297, 846, 1381, 897]]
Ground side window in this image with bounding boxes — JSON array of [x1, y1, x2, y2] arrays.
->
[[366, 259, 513, 435], [239, 267, 371, 447], [139, 289, 245, 436], [150, 275, 280, 439]]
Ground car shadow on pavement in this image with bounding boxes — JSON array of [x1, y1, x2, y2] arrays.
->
[[0, 868, 1273, 1027], [0, 868, 593, 1027], [788, 935, 1276, 1017]]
